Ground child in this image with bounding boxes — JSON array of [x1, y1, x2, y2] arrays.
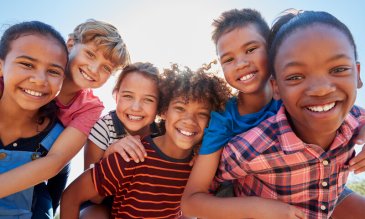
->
[[0, 21, 68, 218], [0, 19, 130, 214], [182, 8, 365, 219], [214, 10, 364, 219], [81, 62, 161, 219], [60, 63, 231, 219]]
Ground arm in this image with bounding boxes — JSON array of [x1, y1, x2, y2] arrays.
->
[[60, 169, 99, 219], [181, 149, 304, 219], [350, 124, 365, 173], [84, 139, 105, 170], [0, 126, 86, 198]]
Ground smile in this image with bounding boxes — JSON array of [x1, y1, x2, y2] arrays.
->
[[80, 69, 94, 81], [177, 128, 197, 137], [127, 114, 144, 121], [307, 102, 336, 112], [23, 89, 44, 97], [239, 72, 256, 81]]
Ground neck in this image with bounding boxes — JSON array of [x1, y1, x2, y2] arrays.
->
[[153, 135, 192, 159], [237, 83, 272, 115], [57, 76, 82, 105], [0, 98, 41, 145]]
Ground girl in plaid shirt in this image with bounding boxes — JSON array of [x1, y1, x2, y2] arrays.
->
[[182, 8, 365, 219]]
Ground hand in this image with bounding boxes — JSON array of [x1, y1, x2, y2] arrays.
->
[[349, 125, 365, 174], [103, 135, 147, 163], [255, 198, 306, 219]]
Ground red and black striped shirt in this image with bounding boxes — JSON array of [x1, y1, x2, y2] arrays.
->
[[92, 136, 192, 219]]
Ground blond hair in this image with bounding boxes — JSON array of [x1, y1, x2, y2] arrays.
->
[[69, 19, 130, 69]]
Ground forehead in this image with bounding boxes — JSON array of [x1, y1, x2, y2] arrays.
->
[[7, 34, 67, 63], [171, 96, 210, 109], [275, 24, 355, 67], [216, 24, 266, 54]]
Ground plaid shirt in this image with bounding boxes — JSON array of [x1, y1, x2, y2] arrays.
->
[[216, 105, 365, 219]]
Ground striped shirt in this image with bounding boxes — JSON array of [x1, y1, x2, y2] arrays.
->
[[89, 110, 160, 150], [216, 105, 365, 219], [92, 136, 192, 219]]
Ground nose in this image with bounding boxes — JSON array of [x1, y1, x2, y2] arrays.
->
[[236, 55, 249, 70], [182, 112, 198, 126], [131, 100, 142, 111], [87, 62, 99, 77], [305, 76, 336, 96], [29, 70, 47, 86]]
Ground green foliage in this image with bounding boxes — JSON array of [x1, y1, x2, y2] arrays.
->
[[347, 180, 365, 196]]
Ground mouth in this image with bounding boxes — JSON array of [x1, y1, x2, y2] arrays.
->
[[127, 114, 144, 121], [238, 72, 257, 81], [22, 88, 45, 97], [80, 68, 95, 81], [306, 102, 336, 112], [177, 128, 197, 137]]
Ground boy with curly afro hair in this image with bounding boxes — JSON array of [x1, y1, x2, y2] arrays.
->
[[61, 63, 231, 219]]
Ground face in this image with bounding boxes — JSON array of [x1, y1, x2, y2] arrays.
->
[[272, 25, 361, 143], [66, 40, 115, 89], [0, 34, 67, 112], [161, 97, 210, 152], [115, 72, 159, 136], [217, 24, 269, 94]]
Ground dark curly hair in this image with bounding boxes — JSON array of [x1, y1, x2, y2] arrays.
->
[[159, 62, 232, 115]]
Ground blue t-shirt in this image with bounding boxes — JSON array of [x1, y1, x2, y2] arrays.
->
[[199, 97, 281, 154]]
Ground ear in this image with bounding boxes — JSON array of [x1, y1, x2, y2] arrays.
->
[[270, 77, 281, 100], [0, 59, 3, 77], [66, 38, 75, 52], [160, 111, 167, 120], [356, 62, 363, 89]]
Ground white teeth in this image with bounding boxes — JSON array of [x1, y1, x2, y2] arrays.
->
[[24, 89, 43, 97], [239, 73, 255, 81], [127, 114, 143, 120], [178, 129, 195, 136], [81, 70, 93, 81], [307, 102, 335, 112]]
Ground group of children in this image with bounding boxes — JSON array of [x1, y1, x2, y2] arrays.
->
[[0, 6, 364, 219]]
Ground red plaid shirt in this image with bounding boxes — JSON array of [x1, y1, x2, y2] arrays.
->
[[216, 105, 365, 219]]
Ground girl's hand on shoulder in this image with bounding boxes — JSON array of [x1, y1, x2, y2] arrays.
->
[[350, 125, 365, 174], [103, 135, 147, 163]]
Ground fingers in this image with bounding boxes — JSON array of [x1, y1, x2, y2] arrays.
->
[[113, 136, 147, 163], [354, 125, 365, 145], [349, 146, 365, 173]]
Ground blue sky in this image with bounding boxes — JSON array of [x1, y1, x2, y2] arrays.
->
[[2, 0, 364, 182]]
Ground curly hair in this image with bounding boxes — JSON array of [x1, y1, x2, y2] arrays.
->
[[159, 63, 232, 115]]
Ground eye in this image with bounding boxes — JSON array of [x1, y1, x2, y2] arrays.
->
[[86, 50, 95, 58], [19, 62, 33, 68], [122, 94, 133, 99], [198, 112, 210, 119], [103, 65, 112, 74], [48, 69, 64, 77], [144, 98, 155, 103], [174, 106, 185, 112], [330, 66, 350, 74], [286, 74, 303, 81], [221, 57, 233, 64], [246, 47, 257, 54]]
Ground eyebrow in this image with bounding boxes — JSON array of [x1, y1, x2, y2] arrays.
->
[[219, 40, 261, 60], [282, 53, 353, 70], [16, 55, 65, 72], [120, 90, 158, 99]]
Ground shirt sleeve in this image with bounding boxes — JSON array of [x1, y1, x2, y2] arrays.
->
[[215, 138, 248, 183], [92, 153, 134, 196], [88, 115, 111, 150], [57, 89, 104, 136]]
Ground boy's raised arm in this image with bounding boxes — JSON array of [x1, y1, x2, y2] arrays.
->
[[60, 169, 99, 219]]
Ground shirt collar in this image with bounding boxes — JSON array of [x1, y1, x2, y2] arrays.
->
[[275, 106, 361, 154]]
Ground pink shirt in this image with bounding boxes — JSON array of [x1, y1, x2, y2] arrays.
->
[[56, 89, 104, 136]]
